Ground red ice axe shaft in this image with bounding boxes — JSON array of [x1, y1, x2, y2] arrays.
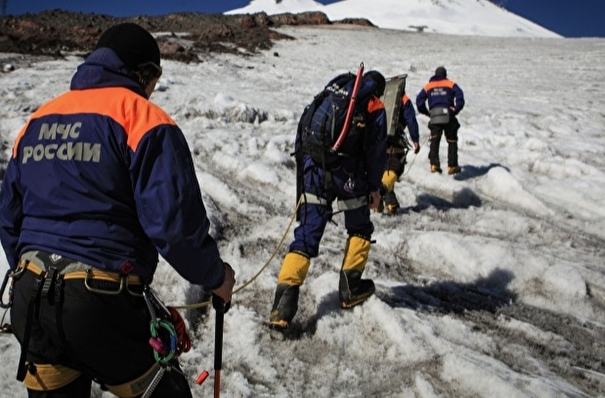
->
[[331, 61, 365, 151]]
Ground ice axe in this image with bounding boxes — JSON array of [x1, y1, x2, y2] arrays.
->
[[331, 61, 365, 152], [212, 294, 226, 398]]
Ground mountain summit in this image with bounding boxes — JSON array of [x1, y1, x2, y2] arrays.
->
[[226, 0, 561, 38]]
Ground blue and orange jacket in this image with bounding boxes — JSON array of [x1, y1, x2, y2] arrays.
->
[[416, 75, 465, 117], [0, 48, 225, 288], [399, 94, 419, 144]]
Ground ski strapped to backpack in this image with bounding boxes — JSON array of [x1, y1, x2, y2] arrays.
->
[[381, 73, 408, 146]]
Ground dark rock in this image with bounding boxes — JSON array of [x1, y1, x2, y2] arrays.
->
[[0, 9, 375, 62]]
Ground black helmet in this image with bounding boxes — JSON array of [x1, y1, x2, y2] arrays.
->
[[434, 66, 447, 77], [364, 70, 386, 97]]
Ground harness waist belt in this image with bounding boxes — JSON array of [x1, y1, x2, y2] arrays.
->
[[18, 260, 142, 285], [301, 193, 367, 211], [387, 147, 407, 155]]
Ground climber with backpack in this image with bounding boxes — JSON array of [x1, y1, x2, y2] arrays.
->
[[269, 65, 387, 330]]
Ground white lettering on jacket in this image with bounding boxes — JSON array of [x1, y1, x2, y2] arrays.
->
[[21, 122, 101, 164]]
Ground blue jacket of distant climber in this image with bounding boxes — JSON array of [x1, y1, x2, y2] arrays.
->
[[416, 75, 465, 116], [400, 94, 419, 144]]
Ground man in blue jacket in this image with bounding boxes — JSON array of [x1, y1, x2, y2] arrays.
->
[[416, 66, 465, 175], [380, 92, 420, 214], [269, 70, 387, 330], [0, 23, 235, 397]]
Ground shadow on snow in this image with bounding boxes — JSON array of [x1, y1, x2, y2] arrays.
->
[[278, 268, 516, 340]]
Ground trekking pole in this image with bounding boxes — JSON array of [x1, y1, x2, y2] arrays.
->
[[212, 295, 225, 398]]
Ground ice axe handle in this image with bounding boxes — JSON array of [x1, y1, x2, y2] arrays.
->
[[212, 294, 225, 398], [212, 292, 230, 313]]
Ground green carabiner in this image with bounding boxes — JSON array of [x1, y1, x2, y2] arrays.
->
[[149, 319, 177, 364]]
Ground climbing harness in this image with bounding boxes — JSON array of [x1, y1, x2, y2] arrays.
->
[[6, 254, 146, 382]]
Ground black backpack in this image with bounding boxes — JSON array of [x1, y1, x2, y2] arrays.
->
[[296, 72, 378, 169]]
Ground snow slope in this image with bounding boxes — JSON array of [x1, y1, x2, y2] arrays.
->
[[0, 7, 603, 398], [226, 0, 561, 38]]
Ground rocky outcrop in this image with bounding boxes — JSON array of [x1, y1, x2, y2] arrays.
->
[[0, 9, 374, 62]]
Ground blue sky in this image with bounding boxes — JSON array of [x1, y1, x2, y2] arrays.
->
[[4, 0, 604, 38]]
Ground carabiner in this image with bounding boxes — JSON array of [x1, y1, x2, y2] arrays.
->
[[149, 319, 177, 364], [0, 269, 17, 309], [142, 287, 159, 327], [143, 287, 177, 364], [84, 269, 124, 295]]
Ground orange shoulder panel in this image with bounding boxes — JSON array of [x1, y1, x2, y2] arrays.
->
[[12, 123, 29, 158], [423, 79, 455, 91], [402, 94, 410, 104], [367, 96, 385, 113], [13, 87, 176, 157]]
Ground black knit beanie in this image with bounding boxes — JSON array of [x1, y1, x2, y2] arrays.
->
[[435, 66, 447, 77], [95, 23, 160, 71]]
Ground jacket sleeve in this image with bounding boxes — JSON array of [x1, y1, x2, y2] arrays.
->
[[0, 158, 23, 269], [364, 98, 387, 192], [130, 124, 225, 289], [402, 98, 420, 144], [453, 84, 465, 115], [416, 89, 429, 116]]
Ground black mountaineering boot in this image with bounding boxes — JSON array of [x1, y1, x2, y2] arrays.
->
[[383, 191, 400, 214], [269, 284, 300, 330], [448, 166, 461, 175], [339, 270, 375, 309], [431, 164, 443, 173]]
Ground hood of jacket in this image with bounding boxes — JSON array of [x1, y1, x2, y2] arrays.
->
[[70, 48, 148, 98]]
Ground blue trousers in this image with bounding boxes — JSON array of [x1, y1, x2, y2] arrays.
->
[[290, 160, 374, 257]]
